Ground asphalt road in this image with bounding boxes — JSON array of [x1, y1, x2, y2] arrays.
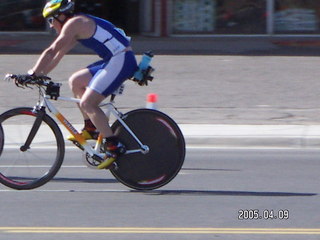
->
[[1, 52, 320, 240], [0, 148, 320, 240]]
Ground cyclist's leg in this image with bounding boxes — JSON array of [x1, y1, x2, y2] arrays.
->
[[80, 88, 125, 169], [80, 51, 137, 168], [68, 68, 93, 120], [81, 51, 137, 137], [80, 88, 112, 137], [69, 60, 107, 119], [68, 62, 105, 140]]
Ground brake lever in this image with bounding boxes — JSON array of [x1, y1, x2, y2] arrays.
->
[[25, 84, 33, 90], [14, 79, 25, 89]]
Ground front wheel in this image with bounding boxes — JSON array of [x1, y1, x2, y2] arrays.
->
[[0, 107, 65, 190], [0, 124, 4, 157], [110, 109, 185, 190]]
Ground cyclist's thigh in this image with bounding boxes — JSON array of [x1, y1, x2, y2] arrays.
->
[[88, 52, 136, 97], [81, 88, 106, 108], [69, 68, 92, 89]]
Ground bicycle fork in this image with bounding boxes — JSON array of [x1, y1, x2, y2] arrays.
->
[[20, 106, 46, 152]]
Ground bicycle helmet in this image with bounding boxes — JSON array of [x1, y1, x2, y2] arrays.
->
[[43, 0, 75, 18]]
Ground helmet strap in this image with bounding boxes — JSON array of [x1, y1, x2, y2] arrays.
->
[[54, 14, 72, 27]]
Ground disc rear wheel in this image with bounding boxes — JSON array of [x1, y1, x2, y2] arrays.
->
[[110, 109, 185, 190]]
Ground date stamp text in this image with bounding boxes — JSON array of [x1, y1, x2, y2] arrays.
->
[[238, 209, 289, 220]]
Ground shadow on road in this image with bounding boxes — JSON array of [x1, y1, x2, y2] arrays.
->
[[52, 177, 118, 184], [138, 189, 317, 197]]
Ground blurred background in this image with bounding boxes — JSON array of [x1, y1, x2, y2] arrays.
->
[[1, 0, 320, 37]]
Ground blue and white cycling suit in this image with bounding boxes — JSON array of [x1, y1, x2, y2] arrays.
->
[[77, 14, 137, 96]]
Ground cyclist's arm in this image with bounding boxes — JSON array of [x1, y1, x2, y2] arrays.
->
[[31, 19, 80, 76]]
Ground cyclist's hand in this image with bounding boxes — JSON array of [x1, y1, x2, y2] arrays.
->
[[16, 74, 35, 87], [4, 74, 35, 88], [4, 74, 51, 88]]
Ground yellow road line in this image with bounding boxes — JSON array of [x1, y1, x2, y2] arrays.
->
[[0, 227, 320, 234]]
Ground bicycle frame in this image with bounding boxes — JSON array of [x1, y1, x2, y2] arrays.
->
[[35, 90, 149, 162], [0, 72, 186, 191]]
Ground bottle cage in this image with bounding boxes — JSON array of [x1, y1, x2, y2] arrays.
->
[[131, 51, 155, 86], [132, 66, 154, 86]]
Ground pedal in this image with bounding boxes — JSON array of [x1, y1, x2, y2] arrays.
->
[[109, 162, 118, 171]]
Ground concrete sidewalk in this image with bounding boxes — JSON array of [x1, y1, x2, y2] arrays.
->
[[4, 123, 320, 149], [1, 33, 320, 55]]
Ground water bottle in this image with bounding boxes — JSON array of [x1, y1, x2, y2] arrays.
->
[[134, 51, 154, 81]]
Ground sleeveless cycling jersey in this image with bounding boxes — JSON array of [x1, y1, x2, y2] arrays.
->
[[78, 14, 131, 60]]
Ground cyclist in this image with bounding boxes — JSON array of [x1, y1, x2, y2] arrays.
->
[[28, 0, 137, 169]]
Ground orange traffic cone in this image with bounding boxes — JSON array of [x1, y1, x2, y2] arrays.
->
[[146, 93, 158, 109]]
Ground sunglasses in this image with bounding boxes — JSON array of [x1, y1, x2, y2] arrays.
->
[[47, 14, 60, 25], [47, 17, 54, 24]]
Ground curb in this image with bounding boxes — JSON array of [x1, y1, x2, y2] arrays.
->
[[180, 124, 320, 148]]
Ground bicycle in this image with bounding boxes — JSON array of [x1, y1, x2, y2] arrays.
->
[[0, 73, 185, 190]]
